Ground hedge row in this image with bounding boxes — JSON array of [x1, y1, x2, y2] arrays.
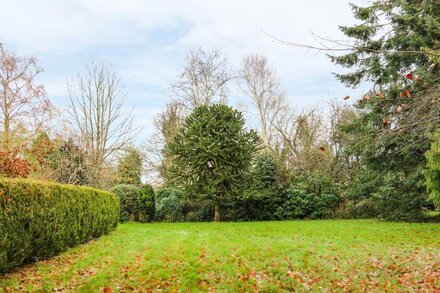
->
[[0, 178, 119, 273]]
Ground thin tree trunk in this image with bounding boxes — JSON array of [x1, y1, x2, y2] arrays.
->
[[214, 200, 221, 222], [3, 114, 9, 147]]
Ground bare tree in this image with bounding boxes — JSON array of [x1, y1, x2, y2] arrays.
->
[[143, 102, 185, 185], [0, 46, 53, 147], [67, 62, 135, 184], [273, 107, 330, 172], [172, 48, 232, 110], [239, 54, 287, 148]]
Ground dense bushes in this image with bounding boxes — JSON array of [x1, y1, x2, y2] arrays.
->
[[222, 154, 340, 221], [274, 189, 339, 219], [0, 178, 119, 273], [154, 153, 341, 222], [155, 187, 184, 222], [222, 189, 339, 221], [139, 184, 156, 222], [154, 187, 340, 222], [110, 184, 155, 222]]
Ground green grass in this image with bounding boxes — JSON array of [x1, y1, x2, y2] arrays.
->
[[1, 220, 439, 292]]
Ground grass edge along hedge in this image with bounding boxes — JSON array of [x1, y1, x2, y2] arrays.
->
[[0, 178, 119, 273]]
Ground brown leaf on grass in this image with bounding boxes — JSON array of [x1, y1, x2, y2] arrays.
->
[[102, 286, 112, 293]]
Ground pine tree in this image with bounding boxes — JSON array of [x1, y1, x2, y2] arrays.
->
[[167, 104, 260, 221], [332, 0, 440, 219]]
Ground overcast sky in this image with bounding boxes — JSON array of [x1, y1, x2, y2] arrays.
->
[[0, 0, 369, 140]]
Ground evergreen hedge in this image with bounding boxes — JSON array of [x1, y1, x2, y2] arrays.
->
[[0, 178, 119, 273]]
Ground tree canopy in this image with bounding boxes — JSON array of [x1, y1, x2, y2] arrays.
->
[[167, 104, 260, 221]]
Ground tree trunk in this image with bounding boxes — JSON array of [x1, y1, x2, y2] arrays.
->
[[3, 113, 9, 148], [214, 200, 221, 222]]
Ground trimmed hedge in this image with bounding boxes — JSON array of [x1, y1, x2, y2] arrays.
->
[[0, 178, 119, 273]]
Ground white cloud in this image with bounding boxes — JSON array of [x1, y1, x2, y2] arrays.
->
[[0, 0, 370, 142]]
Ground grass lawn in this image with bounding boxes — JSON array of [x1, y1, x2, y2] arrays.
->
[[1, 220, 439, 292]]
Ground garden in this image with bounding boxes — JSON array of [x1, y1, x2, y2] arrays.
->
[[1, 0, 440, 292]]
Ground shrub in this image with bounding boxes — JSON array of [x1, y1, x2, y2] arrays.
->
[[0, 148, 30, 178], [139, 184, 155, 222], [110, 184, 139, 222], [223, 190, 284, 221], [155, 187, 185, 222], [274, 189, 340, 220], [183, 199, 213, 222], [0, 178, 119, 273], [222, 153, 288, 222], [110, 184, 155, 222]]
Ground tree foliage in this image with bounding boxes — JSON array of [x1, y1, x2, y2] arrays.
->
[[425, 129, 440, 209], [167, 104, 260, 221], [115, 148, 142, 186], [0, 148, 30, 178], [330, 0, 440, 219]]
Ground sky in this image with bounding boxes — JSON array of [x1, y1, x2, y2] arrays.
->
[[0, 0, 370, 141]]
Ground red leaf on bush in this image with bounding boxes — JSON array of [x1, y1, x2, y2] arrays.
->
[[376, 92, 384, 98]]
